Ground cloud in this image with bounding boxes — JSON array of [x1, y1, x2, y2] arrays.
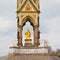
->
[[0, 16, 17, 56], [0, 17, 17, 32], [0, 0, 60, 56], [40, 15, 60, 50], [42, 15, 60, 33], [48, 16, 60, 33], [0, 0, 16, 20], [0, 0, 17, 56], [0, 31, 17, 56], [40, 0, 60, 20], [41, 33, 60, 50], [41, 0, 60, 7]]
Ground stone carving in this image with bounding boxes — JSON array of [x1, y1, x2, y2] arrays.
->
[[17, 0, 40, 47], [25, 29, 31, 39]]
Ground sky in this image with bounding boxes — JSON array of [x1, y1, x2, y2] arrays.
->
[[0, 0, 60, 56]]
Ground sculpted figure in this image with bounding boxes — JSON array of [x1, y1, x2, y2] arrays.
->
[[25, 29, 31, 39]]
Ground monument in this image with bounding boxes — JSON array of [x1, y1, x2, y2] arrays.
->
[[24, 29, 32, 46], [9, 0, 49, 56], [0, 0, 60, 60], [16, 0, 40, 47]]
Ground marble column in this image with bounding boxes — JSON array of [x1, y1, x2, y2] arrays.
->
[[34, 25, 39, 47], [17, 25, 22, 46]]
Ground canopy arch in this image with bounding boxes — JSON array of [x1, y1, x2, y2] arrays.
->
[[21, 16, 35, 28]]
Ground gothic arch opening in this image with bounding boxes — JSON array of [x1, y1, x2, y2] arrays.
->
[[22, 21, 34, 46], [17, 16, 39, 47], [21, 16, 35, 46], [21, 16, 35, 27]]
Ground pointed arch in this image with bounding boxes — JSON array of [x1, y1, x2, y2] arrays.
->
[[21, 16, 35, 28]]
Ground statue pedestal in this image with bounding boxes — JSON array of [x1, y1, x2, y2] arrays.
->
[[25, 39, 32, 46]]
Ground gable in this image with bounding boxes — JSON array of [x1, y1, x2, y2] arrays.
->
[[17, 0, 40, 12], [21, 1, 36, 12]]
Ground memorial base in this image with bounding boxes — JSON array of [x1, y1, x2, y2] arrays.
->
[[9, 46, 48, 56], [25, 39, 32, 46]]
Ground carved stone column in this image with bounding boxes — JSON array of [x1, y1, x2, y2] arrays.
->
[[34, 25, 39, 47], [17, 25, 22, 46]]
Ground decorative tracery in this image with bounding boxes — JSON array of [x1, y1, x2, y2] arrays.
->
[[25, 3, 31, 11], [32, 0, 39, 6]]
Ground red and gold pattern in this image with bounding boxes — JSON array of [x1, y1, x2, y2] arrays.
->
[[25, 4, 31, 11]]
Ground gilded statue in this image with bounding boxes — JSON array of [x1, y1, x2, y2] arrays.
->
[[25, 29, 31, 39]]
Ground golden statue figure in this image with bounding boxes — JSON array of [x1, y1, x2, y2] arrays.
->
[[25, 29, 31, 39]]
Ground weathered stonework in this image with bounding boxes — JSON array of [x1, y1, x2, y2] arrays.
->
[[17, 0, 40, 47], [10, 0, 49, 55], [9, 48, 48, 54]]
